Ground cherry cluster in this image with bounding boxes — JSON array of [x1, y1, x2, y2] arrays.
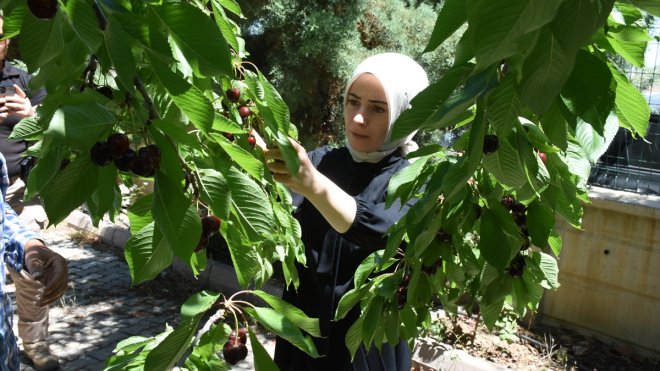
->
[[501, 195, 531, 267], [90, 133, 161, 177], [397, 273, 411, 309], [422, 258, 443, 276], [226, 87, 252, 120], [222, 327, 248, 365], [507, 253, 526, 277], [195, 215, 221, 253], [223, 132, 257, 148]]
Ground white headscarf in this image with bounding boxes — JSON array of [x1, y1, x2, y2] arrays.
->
[[343, 53, 429, 163]]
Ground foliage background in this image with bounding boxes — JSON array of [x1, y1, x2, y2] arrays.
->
[[238, 0, 460, 148]]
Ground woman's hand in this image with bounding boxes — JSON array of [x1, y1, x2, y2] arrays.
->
[[0, 85, 35, 121], [257, 130, 357, 233], [263, 137, 319, 197]]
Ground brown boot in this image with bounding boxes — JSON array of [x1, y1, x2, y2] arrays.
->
[[23, 341, 60, 371]]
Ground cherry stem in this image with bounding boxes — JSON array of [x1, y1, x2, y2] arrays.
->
[[192, 307, 226, 347], [81, 56, 98, 92], [133, 75, 160, 121]]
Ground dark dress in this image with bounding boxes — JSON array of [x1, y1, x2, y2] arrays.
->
[[274, 146, 416, 371]]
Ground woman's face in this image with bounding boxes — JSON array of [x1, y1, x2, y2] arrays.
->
[[344, 73, 389, 153]]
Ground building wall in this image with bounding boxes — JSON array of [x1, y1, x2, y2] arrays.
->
[[539, 187, 660, 355]]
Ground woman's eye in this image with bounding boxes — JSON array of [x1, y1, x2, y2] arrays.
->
[[373, 106, 386, 113], [347, 99, 360, 106]]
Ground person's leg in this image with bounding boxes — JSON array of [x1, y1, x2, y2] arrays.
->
[[7, 268, 58, 370], [6, 178, 58, 371]]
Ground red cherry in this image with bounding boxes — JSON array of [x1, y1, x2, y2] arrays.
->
[[224, 132, 235, 141], [248, 135, 257, 148], [201, 215, 221, 234], [238, 105, 251, 119], [226, 87, 241, 102], [537, 151, 547, 163], [229, 328, 248, 345], [107, 133, 130, 159]]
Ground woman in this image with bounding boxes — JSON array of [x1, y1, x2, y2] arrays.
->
[[263, 53, 429, 371]]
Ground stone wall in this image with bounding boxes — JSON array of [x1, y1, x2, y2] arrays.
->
[[539, 186, 660, 355]]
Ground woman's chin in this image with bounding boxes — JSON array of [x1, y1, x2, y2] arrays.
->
[[348, 138, 377, 153]]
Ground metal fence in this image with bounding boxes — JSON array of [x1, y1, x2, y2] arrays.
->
[[588, 23, 660, 195]]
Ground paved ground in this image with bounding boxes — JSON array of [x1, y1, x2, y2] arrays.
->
[[5, 222, 275, 370]]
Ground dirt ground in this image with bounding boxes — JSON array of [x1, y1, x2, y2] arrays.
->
[[434, 312, 659, 371]]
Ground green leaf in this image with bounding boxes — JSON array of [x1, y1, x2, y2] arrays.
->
[[362, 296, 384, 346], [540, 100, 568, 150], [244, 307, 320, 358], [630, 0, 660, 16], [547, 229, 562, 257], [335, 286, 369, 321], [19, 11, 63, 70], [215, 134, 265, 180], [88, 164, 119, 223], [385, 308, 400, 346], [551, 0, 615, 53], [605, 27, 651, 68], [253, 70, 293, 135], [211, 114, 244, 134], [487, 78, 521, 138], [226, 167, 274, 241], [181, 291, 221, 320], [218, 0, 243, 17], [153, 172, 203, 274], [186, 324, 229, 370], [345, 316, 363, 361], [125, 222, 174, 284], [609, 64, 651, 137], [249, 329, 279, 371], [43, 103, 114, 150], [561, 50, 614, 132], [151, 3, 232, 77], [128, 194, 154, 236], [536, 252, 560, 289], [64, 0, 103, 53], [481, 275, 513, 331], [468, 0, 561, 71], [526, 202, 554, 247], [391, 64, 473, 141], [386, 155, 431, 207], [211, 3, 240, 54], [423, 0, 466, 53], [272, 134, 301, 182], [482, 136, 527, 188], [145, 316, 201, 370], [252, 290, 321, 337], [2, 5, 27, 39], [222, 220, 260, 287], [149, 126, 186, 185], [521, 28, 575, 116], [478, 210, 515, 270], [149, 55, 214, 134], [8, 116, 46, 141], [25, 143, 62, 200], [198, 169, 231, 221], [521, 270, 545, 309], [39, 156, 98, 225], [105, 19, 137, 93]]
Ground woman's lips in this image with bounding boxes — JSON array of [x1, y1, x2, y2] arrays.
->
[[351, 131, 369, 139]]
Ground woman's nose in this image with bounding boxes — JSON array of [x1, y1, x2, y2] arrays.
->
[[353, 112, 366, 126]]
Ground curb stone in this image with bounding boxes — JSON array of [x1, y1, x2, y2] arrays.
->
[[65, 210, 510, 371]]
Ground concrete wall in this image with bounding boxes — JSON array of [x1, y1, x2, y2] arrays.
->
[[539, 187, 660, 355]]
